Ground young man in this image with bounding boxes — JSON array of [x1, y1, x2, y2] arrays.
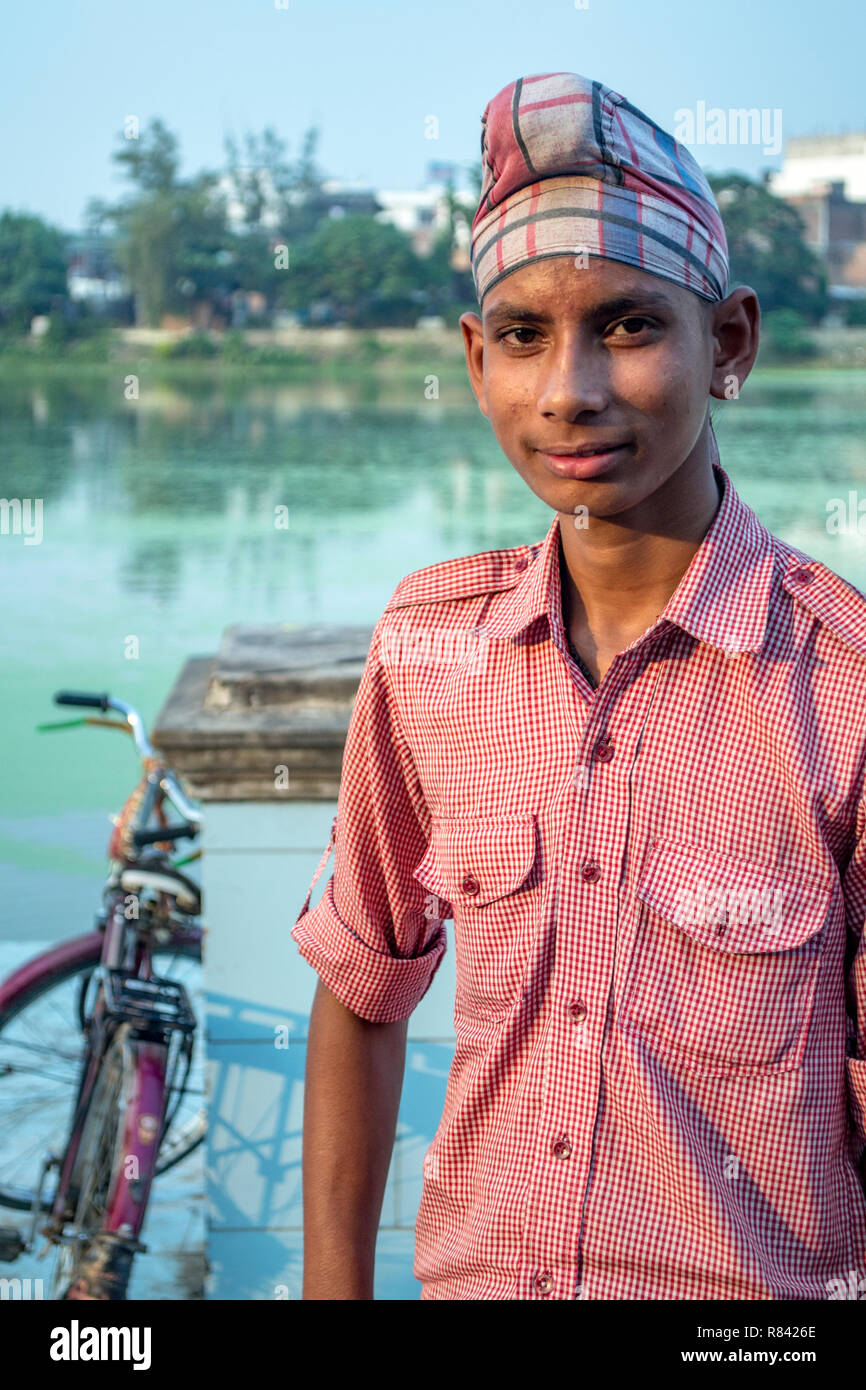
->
[[292, 72, 866, 1300]]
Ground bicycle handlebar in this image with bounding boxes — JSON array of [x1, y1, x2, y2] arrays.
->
[[131, 821, 199, 848], [54, 690, 111, 712], [53, 689, 202, 831], [55, 691, 154, 761], [158, 771, 201, 827]]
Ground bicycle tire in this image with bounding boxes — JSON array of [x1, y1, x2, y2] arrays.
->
[[52, 1022, 139, 1300], [0, 934, 204, 1213]]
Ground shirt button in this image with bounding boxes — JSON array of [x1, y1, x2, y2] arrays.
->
[[789, 565, 814, 585], [513, 554, 529, 572], [568, 999, 587, 1022], [461, 874, 480, 895], [594, 737, 614, 762], [534, 1271, 554, 1295], [580, 859, 601, 883], [552, 1136, 573, 1160]]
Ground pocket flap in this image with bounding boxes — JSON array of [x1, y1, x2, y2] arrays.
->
[[637, 839, 832, 954], [413, 812, 538, 907]]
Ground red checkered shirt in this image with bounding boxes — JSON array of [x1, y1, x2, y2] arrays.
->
[[292, 459, 866, 1301]]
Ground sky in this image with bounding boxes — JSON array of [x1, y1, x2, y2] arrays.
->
[[2, 0, 864, 231]]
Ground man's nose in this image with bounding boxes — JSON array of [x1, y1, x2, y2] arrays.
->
[[536, 336, 608, 418]]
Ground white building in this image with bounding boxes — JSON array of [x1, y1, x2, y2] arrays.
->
[[768, 133, 866, 202], [216, 162, 477, 276], [66, 233, 129, 308], [374, 174, 475, 263]]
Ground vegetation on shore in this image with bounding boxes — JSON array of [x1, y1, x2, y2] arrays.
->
[[2, 117, 863, 359], [1, 313, 865, 377]]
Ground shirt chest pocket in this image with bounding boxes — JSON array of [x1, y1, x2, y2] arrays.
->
[[620, 839, 832, 1077], [412, 812, 542, 1020]]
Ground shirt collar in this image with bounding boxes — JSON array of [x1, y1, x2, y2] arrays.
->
[[479, 460, 775, 657]]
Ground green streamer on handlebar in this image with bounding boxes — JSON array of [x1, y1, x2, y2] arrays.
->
[[35, 718, 89, 732], [172, 849, 202, 867], [35, 717, 132, 735]]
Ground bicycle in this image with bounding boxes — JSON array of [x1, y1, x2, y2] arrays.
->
[[0, 690, 206, 1300]]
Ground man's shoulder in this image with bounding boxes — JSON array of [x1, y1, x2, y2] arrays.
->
[[382, 538, 539, 613], [775, 536, 866, 664]]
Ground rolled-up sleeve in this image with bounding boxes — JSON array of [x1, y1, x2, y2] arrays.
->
[[291, 614, 448, 1022], [844, 793, 866, 1190]]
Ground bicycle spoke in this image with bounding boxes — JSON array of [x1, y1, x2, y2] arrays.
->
[[0, 944, 204, 1215]]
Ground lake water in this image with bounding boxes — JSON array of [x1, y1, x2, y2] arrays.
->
[[1, 365, 864, 938]]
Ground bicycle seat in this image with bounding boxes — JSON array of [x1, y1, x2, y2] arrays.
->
[[112, 866, 201, 915]]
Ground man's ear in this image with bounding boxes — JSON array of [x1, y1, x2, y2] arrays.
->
[[459, 311, 489, 416], [708, 287, 760, 401]]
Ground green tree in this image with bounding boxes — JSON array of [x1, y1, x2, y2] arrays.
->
[[761, 308, 817, 360], [278, 213, 425, 325], [113, 118, 180, 193], [224, 127, 286, 231], [222, 125, 326, 314], [107, 119, 230, 325], [222, 125, 325, 241], [0, 212, 68, 330], [423, 179, 478, 316], [419, 164, 485, 318], [708, 173, 828, 322], [283, 128, 327, 243]]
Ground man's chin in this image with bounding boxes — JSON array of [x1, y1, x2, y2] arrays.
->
[[514, 465, 645, 523]]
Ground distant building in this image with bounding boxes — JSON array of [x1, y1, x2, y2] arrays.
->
[[768, 133, 866, 202], [217, 171, 383, 232], [217, 161, 476, 268], [378, 182, 478, 262], [308, 180, 383, 221], [768, 134, 866, 297], [66, 232, 130, 312]]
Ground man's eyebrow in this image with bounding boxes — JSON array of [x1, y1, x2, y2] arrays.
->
[[484, 291, 675, 326]]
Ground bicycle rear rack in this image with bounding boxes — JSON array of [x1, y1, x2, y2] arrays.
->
[[103, 971, 197, 1037]]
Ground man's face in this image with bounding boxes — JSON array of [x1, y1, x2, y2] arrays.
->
[[460, 256, 746, 523]]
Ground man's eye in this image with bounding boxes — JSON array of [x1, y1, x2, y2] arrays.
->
[[609, 316, 654, 337], [498, 326, 540, 346]]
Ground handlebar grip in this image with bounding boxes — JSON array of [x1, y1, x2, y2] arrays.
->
[[131, 822, 198, 848], [54, 691, 111, 711]]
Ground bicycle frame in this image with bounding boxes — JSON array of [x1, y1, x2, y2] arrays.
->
[[46, 902, 198, 1248], [0, 919, 203, 1230], [3, 688, 206, 1294]]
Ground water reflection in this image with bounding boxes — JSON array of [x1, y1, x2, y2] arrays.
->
[[0, 365, 863, 913], [1, 370, 863, 605]]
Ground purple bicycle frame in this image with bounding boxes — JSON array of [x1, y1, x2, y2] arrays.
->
[[1, 922, 202, 1242]]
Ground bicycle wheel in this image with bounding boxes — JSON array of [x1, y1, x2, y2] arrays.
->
[[0, 936, 204, 1213], [50, 1023, 135, 1300]]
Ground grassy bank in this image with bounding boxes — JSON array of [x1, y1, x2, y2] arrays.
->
[[1, 322, 865, 378]]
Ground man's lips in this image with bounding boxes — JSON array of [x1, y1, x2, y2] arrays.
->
[[535, 442, 632, 480]]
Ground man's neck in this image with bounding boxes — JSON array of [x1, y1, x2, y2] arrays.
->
[[557, 450, 723, 683]]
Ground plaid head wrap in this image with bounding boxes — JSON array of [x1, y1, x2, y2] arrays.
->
[[470, 72, 729, 306]]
